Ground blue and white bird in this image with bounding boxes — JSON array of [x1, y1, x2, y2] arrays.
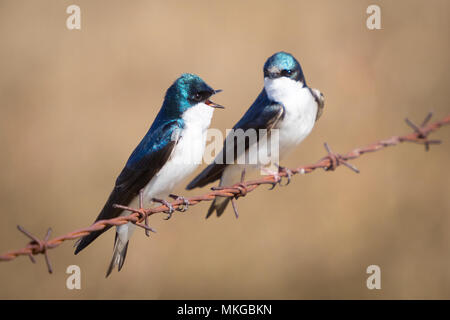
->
[[74, 73, 223, 276], [186, 52, 324, 218]]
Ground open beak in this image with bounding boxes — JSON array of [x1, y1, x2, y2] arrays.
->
[[205, 100, 224, 109], [205, 89, 224, 109]]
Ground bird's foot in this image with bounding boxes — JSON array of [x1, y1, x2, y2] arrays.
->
[[169, 194, 190, 212], [152, 198, 175, 220], [276, 163, 293, 186], [261, 167, 282, 190]]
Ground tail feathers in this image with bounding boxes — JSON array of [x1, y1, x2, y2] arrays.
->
[[186, 163, 226, 190], [206, 197, 230, 218], [106, 233, 129, 278], [74, 228, 111, 255]]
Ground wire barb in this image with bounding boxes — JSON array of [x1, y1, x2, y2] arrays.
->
[[323, 142, 360, 173], [17, 225, 53, 274], [112, 195, 157, 236], [0, 112, 448, 273], [230, 169, 248, 219], [404, 112, 442, 151]]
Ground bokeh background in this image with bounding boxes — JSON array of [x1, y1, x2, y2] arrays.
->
[[0, 0, 449, 299]]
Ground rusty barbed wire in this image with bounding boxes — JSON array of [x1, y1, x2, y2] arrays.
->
[[0, 112, 448, 273]]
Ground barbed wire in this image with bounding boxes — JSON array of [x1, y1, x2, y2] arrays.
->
[[0, 112, 448, 273]]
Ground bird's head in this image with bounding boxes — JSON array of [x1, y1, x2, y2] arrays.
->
[[263, 52, 305, 86], [164, 73, 223, 116]]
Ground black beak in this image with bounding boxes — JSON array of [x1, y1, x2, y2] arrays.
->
[[206, 89, 224, 109]]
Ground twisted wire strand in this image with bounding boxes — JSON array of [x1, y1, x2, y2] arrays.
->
[[0, 113, 448, 273]]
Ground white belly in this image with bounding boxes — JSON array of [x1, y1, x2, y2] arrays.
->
[[141, 128, 207, 203], [141, 101, 214, 204], [117, 102, 214, 240], [220, 78, 318, 185], [264, 77, 317, 160]]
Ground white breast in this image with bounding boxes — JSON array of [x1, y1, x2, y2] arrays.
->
[[116, 103, 214, 246], [140, 102, 214, 205], [264, 77, 318, 158]]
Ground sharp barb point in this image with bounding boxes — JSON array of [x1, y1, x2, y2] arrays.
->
[[231, 198, 239, 219]]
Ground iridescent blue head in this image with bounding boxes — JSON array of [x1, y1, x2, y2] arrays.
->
[[162, 73, 223, 118], [263, 52, 305, 85]]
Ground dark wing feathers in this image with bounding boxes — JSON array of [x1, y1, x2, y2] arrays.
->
[[74, 120, 181, 254], [186, 90, 284, 190]]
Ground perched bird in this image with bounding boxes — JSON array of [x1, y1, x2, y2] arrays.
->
[[74, 73, 223, 276], [186, 52, 324, 218]]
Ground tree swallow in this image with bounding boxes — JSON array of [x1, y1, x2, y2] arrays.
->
[[186, 52, 324, 218], [74, 73, 223, 276]]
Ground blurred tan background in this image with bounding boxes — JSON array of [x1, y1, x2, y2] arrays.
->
[[0, 0, 449, 299]]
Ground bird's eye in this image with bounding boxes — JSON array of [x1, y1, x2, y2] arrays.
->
[[192, 92, 203, 102], [281, 69, 292, 76]]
